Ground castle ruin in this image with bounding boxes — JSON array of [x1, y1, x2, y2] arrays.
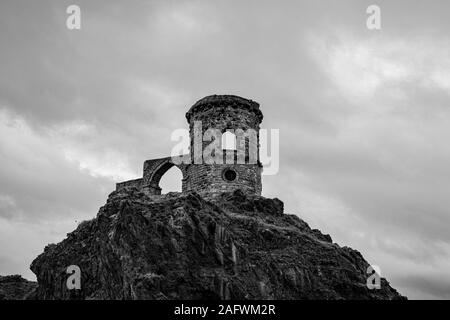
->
[[116, 95, 264, 197]]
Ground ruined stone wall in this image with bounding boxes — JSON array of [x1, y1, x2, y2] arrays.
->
[[116, 95, 264, 197], [185, 95, 263, 196], [185, 163, 262, 196], [116, 178, 143, 191], [186, 95, 263, 162], [142, 157, 188, 195]]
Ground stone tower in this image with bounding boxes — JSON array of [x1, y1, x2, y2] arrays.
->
[[116, 94, 264, 197], [185, 95, 263, 196]]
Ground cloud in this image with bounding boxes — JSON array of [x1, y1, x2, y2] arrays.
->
[[307, 31, 450, 103], [51, 121, 137, 181], [0, 216, 76, 280], [0, 0, 449, 299], [0, 108, 111, 221], [273, 29, 450, 299], [0, 107, 122, 278]]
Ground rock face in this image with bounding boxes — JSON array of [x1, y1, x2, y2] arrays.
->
[[30, 188, 405, 300], [0, 275, 37, 300]]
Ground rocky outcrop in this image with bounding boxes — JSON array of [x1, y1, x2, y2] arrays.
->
[[0, 275, 37, 300], [30, 188, 405, 300]]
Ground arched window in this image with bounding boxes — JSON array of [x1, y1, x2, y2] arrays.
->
[[158, 166, 183, 194], [222, 131, 236, 150]]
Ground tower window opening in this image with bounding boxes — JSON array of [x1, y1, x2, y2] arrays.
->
[[222, 131, 236, 150]]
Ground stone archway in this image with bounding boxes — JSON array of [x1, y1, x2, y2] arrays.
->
[[143, 157, 186, 195], [159, 165, 183, 193]]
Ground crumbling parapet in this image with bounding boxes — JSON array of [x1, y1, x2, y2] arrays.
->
[[116, 95, 264, 197], [116, 178, 143, 191]]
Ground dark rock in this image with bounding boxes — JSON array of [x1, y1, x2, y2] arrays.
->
[[0, 275, 37, 300], [30, 188, 405, 300]]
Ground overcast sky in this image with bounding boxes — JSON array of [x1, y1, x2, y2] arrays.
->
[[1, 0, 450, 299]]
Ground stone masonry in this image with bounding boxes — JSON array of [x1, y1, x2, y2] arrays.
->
[[116, 95, 264, 197]]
